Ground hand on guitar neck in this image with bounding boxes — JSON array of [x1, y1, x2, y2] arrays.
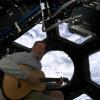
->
[[27, 71, 64, 87], [55, 77, 63, 86]]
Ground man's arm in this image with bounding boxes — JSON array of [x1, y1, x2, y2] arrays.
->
[[0, 57, 30, 80]]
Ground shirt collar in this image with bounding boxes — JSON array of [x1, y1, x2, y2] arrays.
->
[[31, 51, 40, 60]]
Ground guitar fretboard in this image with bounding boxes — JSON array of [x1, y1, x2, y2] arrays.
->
[[39, 78, 69, 83]]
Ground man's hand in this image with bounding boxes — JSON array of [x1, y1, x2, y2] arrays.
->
[[55, 77, 63, 86], [27, 72, 40, 85]]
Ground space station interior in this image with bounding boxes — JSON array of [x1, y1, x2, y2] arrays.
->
[[0, 0, 100, 99]]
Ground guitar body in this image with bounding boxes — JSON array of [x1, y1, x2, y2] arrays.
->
[[3, 65, 46, 100]]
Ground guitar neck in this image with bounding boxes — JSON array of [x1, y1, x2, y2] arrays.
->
[[40, 78, 69, 83]]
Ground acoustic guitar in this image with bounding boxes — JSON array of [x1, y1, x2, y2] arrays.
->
[[3, 64, 69, 100]]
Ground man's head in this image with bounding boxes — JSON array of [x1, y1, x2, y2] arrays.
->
[[32, 41, 46, 59]]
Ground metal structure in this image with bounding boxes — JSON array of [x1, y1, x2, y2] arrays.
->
[[0, 0, 100, 99]]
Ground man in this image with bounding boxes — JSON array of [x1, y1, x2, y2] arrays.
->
[[0, 41, 64, 100]]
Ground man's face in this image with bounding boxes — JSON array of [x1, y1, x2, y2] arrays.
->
[[33, 42, 46, 59]]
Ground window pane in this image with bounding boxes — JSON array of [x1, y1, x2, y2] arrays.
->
[[74, 94, 92, 100], [14, 24, 46, 49], [59, 23, 92, 44], [89, 51, 100, 84], [41, 51, 74, 80]]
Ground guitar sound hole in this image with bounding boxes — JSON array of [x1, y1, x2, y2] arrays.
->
[[18, 80, 21, 88]]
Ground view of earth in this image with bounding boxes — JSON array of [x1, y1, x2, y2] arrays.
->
[[14, 23, 99, 100]]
